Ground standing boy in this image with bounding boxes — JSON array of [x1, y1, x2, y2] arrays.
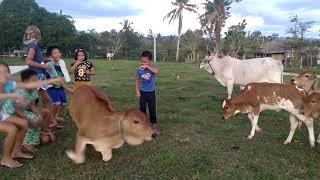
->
[[135, 51, 160, 135]]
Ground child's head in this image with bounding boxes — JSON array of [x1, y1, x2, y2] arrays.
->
[[21, 69, 37, 83], [0, 63, 10, 84], [47, 46, 61, 62], [23, 25, 41, 45], [74, 49, 87, 62], [140, 51, 153, 66]]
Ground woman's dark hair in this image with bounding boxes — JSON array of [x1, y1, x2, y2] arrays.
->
[[46, 46, 60, 57], [20, 69, 37, 82], [74, 48, 88, 61], [0, 62, 10, 73], [141, 51, 152, 61]]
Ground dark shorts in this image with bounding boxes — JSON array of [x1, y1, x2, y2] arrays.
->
[[47, 87, 66, 105]]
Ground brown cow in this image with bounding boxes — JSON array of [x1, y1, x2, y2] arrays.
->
[[300, 92, 320, 143], [291, 71, 320, 93], [222, 82, 315, 147], [66, 86, 154, 164]]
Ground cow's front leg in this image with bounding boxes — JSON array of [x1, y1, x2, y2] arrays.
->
[[66, 134, 87, 164], [304, 118, 315, 148], [248, 113, 262, 132], [101, 149, 112, 161], [247, 113, 259, 139], [317, 134, 320, 144], [284, 114, 299, 144], [226, 80, 234, 99]]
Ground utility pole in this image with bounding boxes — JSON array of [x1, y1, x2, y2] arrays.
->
[[153, 33, 156, 63]]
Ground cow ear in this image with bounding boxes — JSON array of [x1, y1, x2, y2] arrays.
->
[[222, 100, 226, 108], [85, 86, 115, 112]]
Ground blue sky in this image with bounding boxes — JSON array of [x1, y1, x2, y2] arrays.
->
[[19, 0, 320, 37]]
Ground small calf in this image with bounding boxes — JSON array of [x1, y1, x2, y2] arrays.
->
[[222, 82, 315, 147], [291, 71, 320, 93], [301, 92, 320, 143]]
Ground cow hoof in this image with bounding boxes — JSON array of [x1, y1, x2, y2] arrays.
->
[[255, 128, 262, 133], [283, 140, 291, 145], [66, 150, 85, 164], [247, 135, 253, 140], [101, 151, 112, 162]]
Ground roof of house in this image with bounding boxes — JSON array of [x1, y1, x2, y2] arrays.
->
[[261, 39, 290, 54]]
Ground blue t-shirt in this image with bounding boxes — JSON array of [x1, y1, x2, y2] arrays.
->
[[0, 81, 16, 106], [27, 43, 45, 74], [136, 67, 157, 92]]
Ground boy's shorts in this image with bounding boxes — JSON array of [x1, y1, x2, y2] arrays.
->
[[47, 87, 67, 105]]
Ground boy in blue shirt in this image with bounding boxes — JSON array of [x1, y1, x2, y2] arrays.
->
[[135, 51, 160, 135]]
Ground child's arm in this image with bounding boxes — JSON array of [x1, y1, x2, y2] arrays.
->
[[63, 85, 74, 94], [16, 77, 63, 90], [26, 48, 50, 70], [15, 104, 39, 128], [0, 93, 23, 101], [145, 65, 159, 74], [135, 77, 141, 97], [70, 61, 82, 73], [86, 67, 96, 75]]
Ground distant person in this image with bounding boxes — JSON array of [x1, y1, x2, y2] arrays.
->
[[24, 25, 52, 112], [70, 49, 96, 90], [135, 51, 160, 136], [46, 46, 72, 128]]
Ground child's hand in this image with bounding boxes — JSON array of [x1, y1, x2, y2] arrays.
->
[[85, 69, 91, 75], [136, 91, 141, 97], [43, 64, 51, 71]]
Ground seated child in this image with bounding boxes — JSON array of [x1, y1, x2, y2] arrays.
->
[[0, 63, 62, 168], [1, 70, 56, 153]]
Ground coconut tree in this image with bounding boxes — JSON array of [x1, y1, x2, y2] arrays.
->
[[164, 0, 197, 62], [200, 0, 242, 56]]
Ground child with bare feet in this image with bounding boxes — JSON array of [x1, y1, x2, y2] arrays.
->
[[0, 63, 62, 168]]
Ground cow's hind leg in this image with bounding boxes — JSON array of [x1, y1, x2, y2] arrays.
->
[[66, 134, 87, 164], [247, 113, 259, 139], [284, 114, 299, 145]]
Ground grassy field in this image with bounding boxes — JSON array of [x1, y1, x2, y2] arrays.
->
[[0, 58, 320, 179]]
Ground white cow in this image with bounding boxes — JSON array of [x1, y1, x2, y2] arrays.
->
[[199, 54, 284, 99]]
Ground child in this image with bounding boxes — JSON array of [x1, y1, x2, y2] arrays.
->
[[0, 63, 62, 168], [2, 70, 56, 153], [70, 48, 96, 90], [46, 46, 72, 127], [135, 51, 160, 135], [24, 25, 52, 112]]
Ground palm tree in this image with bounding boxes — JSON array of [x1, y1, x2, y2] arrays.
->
[[200, 0, 242, 56], [164, 0, 197, 62]]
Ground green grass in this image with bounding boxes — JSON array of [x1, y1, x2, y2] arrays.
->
[[1, 58, 320, 179]]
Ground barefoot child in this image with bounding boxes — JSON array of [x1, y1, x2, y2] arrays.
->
[[0, 63, 62, 168], [46, 46, 72, 127], [1, 70, 56, 153], [70, 48, 96, 90], [135, 51, 160, 136]]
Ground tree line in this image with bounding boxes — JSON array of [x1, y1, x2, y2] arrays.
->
[[0, 0, 319, 67]]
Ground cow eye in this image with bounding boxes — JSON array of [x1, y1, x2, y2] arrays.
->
[[225, 106, 229, 110], [134, 120, 139, 124], [305, 75, 309, 78], [312, 100, 316, 104]]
